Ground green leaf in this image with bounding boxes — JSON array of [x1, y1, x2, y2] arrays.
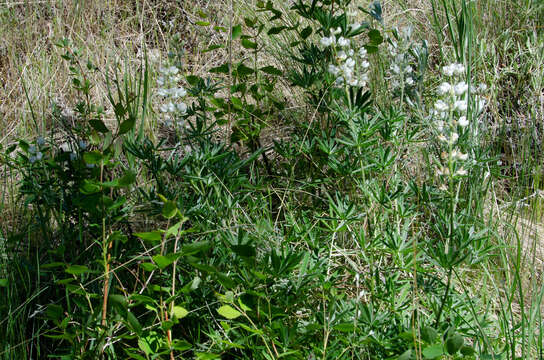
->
[[460, 345, 475, 356], [333, 323, 355, 332], [162, 200, 177, 219], [119, 116, 136, 135], [398, 350, 412, 360], [232, 24, 242, 39], [241, 38, 257, 50], [422, 344, 444, 359], [118, 170, 136, 187], [46, 304, 63, 321], [83, 151, 102, 164], [0, 279, 8, 287], [134, 231, 163, 243], [196, 21, 210, 26], [210, 63, 229, 74], [236, 63, 254, 76], [140, 262, 158, 272], [445, 333, 464, 355], [65, 265, 90, 275], [182, 240, 211, 255], [232, 245, 256, 258], [260, 66, 282, 76], [172, 306, 189, 319], [89, 119, 109, 133], [231, 96, 244, 109], [368, 29, 383, 45], [152, 255, 173, 270], [300, 26, 312, 39], [186, 75, 200, 85], [268, 26, 286, 35], [217, 305, 242, 319], [421, 326, 438, 343], [171, 339, 192, 351]]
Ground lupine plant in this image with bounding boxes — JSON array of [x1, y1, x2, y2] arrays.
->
[[0, 0, 542, 359]]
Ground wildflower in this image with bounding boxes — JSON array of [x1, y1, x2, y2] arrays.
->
[[435, 100, 449, 112], [78, 140, 87, 150], [477, 83, 487, 93], [405, 77, 414, 86], [451, 132, 459, 143], [345, 58, 356, 68], [391, 64, 400, 74], [454, 81, 468, 96], [170, 87, 187, 98], [176, 102, 187, 114], [332, 27, 342, 35], [337, 51, 347, 61], [442, 65, 455, 77], [438, 82, 452, 95], [28, 145, 37, 154], [453, 63, 465, 75], [320, 36, 334, 47], [458, 152, 468, 161], [36, 137, 45, 146], [328, 64, 339, 76], [157, 88, 169, 97], [70, 152, 77, 161], [360, 60, 370, 69], [358, 47, 367, 58], [454, 100, 468, 112], [337, 37, 350, 47], [458, 116, 469, 127], [455, 168, 467, 176], [405, 65, 413, 73]]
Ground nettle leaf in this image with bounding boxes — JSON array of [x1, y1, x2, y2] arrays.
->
[[217, 305, 242, 319], [232, 24, 242, 39], [241, 38, 257, 50], [364, 45, 379, 54], [89, 119, 109, 133], [300, 26, 312, 39], [119, 116, 136, 135], [368, 29, 384, 45], [172, 306, 189, 319], [268, 26, 287, 35], [65, 265, 90, 275], [134, 231, 163, 243], [260, 66, 282, 76], [152, 255, 173, 270], [236, 63, 254, 76], [83, 151, 103, 164], [210, 63, 229, 74]]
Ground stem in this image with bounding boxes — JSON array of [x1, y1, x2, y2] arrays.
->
[[435, 267, 453, 327]]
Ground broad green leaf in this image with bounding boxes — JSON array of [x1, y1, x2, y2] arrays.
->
[[162, 200, 177, 219], [196, 21, 210, 26], [268, 26, 286, 35], [232, 24, 242, 39], [118, 116, 136, 135], [172, 306, 189, 319], [83, 151, 102, 164], [236, 63, 254, 76], [445, 333, 464, 355], [422, 344, 444, 359], [368, 29, 383, 45], [152, 255, 173, 270], [300, 26, 312, 39], [134, 231, 162, 243], [460, 345, 475, 356], [65, 265, 90, 275], [210, 63, 229, 74], [89, 119, 109, 133], [140, 262, 158, 271], [260, 66, 282, 76], [217, 305, 242, 319], [182, 240, 211, 255], [421, 326, 438, 343], [241, 38, 257, 49]]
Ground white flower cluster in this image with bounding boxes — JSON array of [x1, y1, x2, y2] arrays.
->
[[156, 65, 188, 126], [432, 63, 488, 180], [321, 27, 370, 88], [387, 27, 420, 94]]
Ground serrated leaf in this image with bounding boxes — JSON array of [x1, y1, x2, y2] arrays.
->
[[260, 66, 282, 76], [172, 306, 189, 319], [217, 305, 242, 319], [236, 63, 254, 76], [210, 63, 229, 74]]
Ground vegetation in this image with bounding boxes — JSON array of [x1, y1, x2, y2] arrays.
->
[[0, 0, 543, 359]]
